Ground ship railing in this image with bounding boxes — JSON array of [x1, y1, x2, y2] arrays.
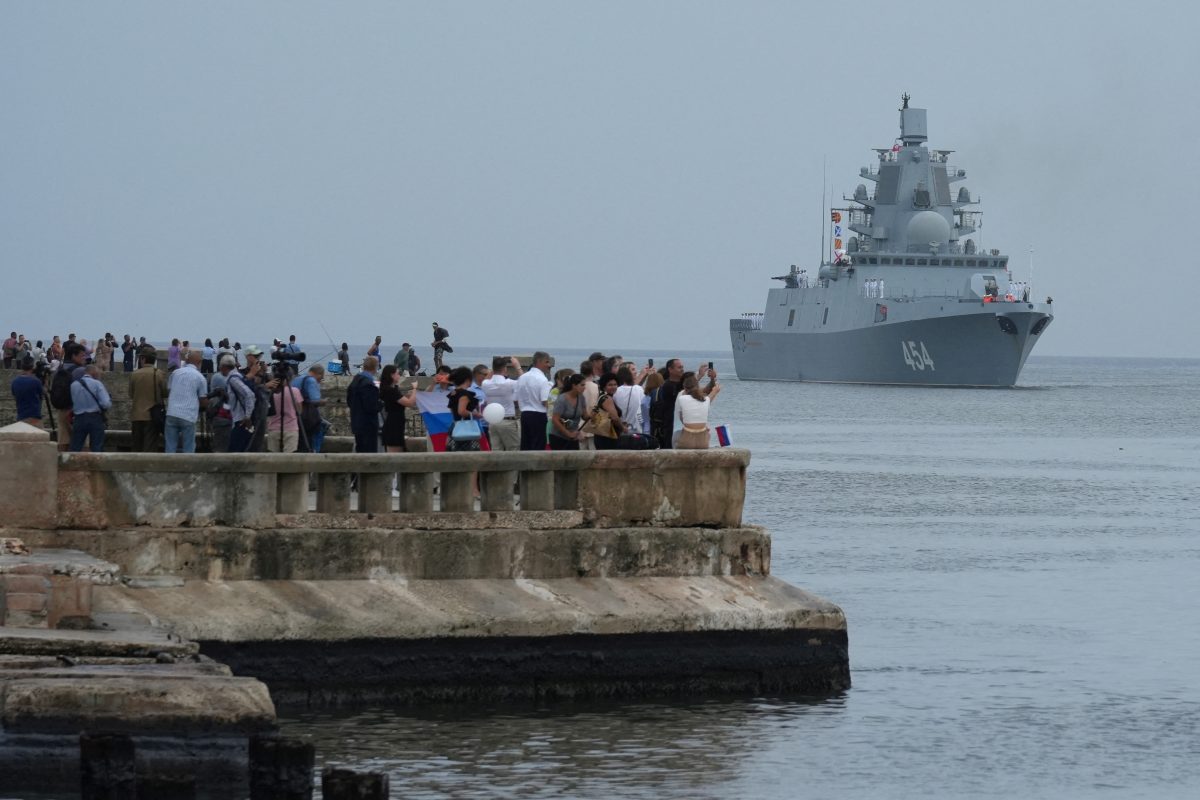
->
[[730, 316, 763, 331]]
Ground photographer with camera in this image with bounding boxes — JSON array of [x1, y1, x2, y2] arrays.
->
[[206, 355, 237, 453]]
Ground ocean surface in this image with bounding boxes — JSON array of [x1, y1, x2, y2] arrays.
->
[[253, 353, 1200, 796]]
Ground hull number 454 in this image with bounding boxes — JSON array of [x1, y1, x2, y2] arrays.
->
[[902, 340, 935, 371]]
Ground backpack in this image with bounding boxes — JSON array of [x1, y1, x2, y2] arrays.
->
[[50, 367, 75, 410]]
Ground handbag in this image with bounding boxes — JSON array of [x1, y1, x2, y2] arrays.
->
[[449, 418, 482, 441], [148, 368, 166, 433], [582, 396, 617, 439]]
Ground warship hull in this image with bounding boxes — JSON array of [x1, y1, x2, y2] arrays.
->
[[731, 304, 1052, 387]]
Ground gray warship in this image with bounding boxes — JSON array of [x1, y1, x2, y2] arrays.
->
[[730, 97, 1053, 386]]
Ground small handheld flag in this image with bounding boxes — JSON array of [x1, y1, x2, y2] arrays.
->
[[715, 425, 732, 447]]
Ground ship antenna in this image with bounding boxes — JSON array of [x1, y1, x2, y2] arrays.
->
[[1029, 245, 1035, 289], [819, 156, 826, 265]]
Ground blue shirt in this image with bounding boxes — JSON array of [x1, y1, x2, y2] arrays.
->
[[70, 375, 112, 414], [292, 373, 321, 402], [471, 381, 488, 430], [11, 374, 43, 420], [283, 342, 301, 365]]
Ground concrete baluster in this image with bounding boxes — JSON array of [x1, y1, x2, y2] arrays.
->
[[518, 470, 554, 511], [400, 472, 434, 512], [316, 473, 351, 513], [439, 471, 473, 512], [479, 469, 516, 511], [356, 472, 392, 514]]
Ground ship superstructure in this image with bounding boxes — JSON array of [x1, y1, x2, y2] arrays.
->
[[730, 97, 1053, 386]]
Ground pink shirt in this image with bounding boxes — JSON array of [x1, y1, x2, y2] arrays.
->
[[267, 386, 304, 432]]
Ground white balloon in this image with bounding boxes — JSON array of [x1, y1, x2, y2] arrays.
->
[[482, 403, 505, 425]]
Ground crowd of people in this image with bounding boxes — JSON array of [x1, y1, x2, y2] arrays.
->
[[6, 325, 723, 454]]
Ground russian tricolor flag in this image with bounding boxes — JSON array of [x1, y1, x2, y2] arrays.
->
[[415, 391, 454, 452], [715, 425, 732, 447], [414, 391, 490, 452]]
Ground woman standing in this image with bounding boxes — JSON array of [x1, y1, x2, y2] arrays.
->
[[549, 373, 589, 451], [613, 366, 646, 437], [92, 337, 112, 373], [380, 365, 417, 452], [446, 366, 481, 452], [200, 339, 216, 375], [674, 372, 721, 449], [589, 372, 627, 451]]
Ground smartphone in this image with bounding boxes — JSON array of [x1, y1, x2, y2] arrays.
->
[[648, 358, 654, 367], [708, 361, 714, 370]]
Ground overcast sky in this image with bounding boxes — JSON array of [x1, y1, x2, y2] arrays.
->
[[3, 1, 1196, 358]]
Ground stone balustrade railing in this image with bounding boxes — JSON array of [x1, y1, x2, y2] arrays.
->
[[43, 448, 748, 531]]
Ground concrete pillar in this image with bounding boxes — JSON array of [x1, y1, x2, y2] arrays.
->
[[276, 473, 308, 514], [321, 767, 389, 799], [439, 471, 473, 512], [80, 732, 136, 800], [479, 470, 516, 512], [316, 473, 351, 513], [357, 472, 392, 514], [0, 422, 59, 529], [554, 470, 579, 510], [400, 472, 433, 513], [518, 470, 554, 511], [249, 734, 314, 800]]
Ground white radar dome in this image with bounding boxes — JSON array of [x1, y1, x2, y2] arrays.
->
[[906, 210, 952, 246]]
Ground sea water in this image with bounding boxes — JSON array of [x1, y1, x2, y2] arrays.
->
[[276, 354, 1200, 799]]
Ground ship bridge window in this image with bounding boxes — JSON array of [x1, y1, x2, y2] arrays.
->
[[881, 257, 893, 265], [867, 257, 878, 264], [966, 259, 977, 267], [917, 258, 928, 265], [787, 309, 796, 327], [905, 257, 916, 265], [954, 259, 964, 266]]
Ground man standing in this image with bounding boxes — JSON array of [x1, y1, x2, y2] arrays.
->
[[225, 354, 259, 453], [164, 351, 208, 453], [129, 347, 167, 452], [482, 356, 522, 451], [293, 363, 326, 453], [2, 332, 17, 369], [10, 356, 44, 427], [348, 355, 381, 453], [514, 351, 552, 451], [120, 335, 136, 372], [69, 365, 111, 452], [208, 355, 237, 454], [431, 323, 451, 370], [393, 342, 412, 376], [282, 335, 302, 369], [49, 342, 88, 451], [650, 358, 685, 449]]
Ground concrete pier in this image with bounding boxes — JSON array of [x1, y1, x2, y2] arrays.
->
[[0, 419, 849, 789]]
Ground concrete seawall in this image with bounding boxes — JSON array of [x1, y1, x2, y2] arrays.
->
[[0, 420, 849, 786]]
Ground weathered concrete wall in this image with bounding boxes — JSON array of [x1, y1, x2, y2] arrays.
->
[[19, 525, 770, 582]]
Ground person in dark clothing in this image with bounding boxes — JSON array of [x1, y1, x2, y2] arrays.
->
[[348, 355, 381, 453], [649, 358, 684, 448], [446, 365, 480, 452], [379, 364, 416, 452]]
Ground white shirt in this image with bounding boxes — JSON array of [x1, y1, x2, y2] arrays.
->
[[677, 393, 711, 426], [514, 367, 550, 412], [613, 384, 645, 431], [481, 374, 518, 416]]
